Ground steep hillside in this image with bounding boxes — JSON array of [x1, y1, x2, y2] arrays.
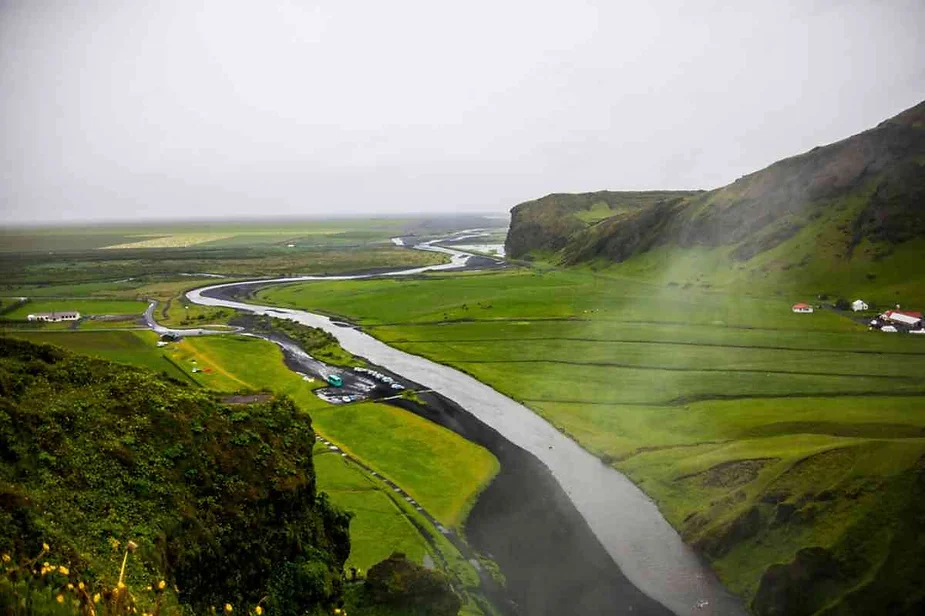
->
[[506, 100, 925, 295], [505, 190, 700, 258], [0, 337, 351, 615]]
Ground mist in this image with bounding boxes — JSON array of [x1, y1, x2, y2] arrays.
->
[[2, 0, 923, 224]]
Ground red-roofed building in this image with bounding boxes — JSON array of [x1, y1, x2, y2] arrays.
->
[[792, 303, 814, 314], [881, 310, 923, 327]]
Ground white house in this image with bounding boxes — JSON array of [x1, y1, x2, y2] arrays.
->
[[26, 311, 80, 322], [792, 303, 814, 314], [851, 300, 869, 312]]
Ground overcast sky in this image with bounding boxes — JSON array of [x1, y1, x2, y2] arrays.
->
[[1, 0, 923, 224]]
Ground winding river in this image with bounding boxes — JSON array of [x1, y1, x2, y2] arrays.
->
[[186, 239, 745, 616]]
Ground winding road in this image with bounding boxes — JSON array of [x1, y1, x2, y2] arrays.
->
[[182, 236, 745, 615]]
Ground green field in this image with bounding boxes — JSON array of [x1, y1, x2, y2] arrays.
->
[[255, 266, 925, 609], [6, 330, 192, 383], [313, 450, 430, 571], [3, 298, 149, 319]]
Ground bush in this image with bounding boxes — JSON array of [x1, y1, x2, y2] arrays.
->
[[267, 551, 342, 616], [364, 553, 460, 616]]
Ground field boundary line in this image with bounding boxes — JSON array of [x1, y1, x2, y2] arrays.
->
[[454, 358, 924, 381], [393, 336, 925, 357]]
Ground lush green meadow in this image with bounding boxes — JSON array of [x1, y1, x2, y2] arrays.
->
[[312, 449, 430, 571], [3, 298, 149, 319], [255, 266, 925, 607], [7, 331, 192, 383]]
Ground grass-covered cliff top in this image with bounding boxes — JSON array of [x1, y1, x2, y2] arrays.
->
[[0, 336, 351, 615]]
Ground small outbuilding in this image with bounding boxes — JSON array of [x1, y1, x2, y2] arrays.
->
[[851, 300, 869, 312], [792, 303, 814, 314]]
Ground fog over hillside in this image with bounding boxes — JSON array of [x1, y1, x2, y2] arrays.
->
[[1, 0, 924, 223]]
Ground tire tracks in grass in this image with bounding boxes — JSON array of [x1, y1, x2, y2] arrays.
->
[[181, 339, 252, 389]]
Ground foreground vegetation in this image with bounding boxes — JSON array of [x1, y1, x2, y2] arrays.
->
[[4, 326, 499, 615], [0, 337, 351, 614], [257, 266, 925, 614]]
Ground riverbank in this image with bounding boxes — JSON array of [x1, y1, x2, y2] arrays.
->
[[388, 390, 671, 616], [189, 268, 745, 615], [227, 302, 672, 615]]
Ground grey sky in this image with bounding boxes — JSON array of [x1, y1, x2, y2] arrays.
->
[[2, 0, 923, 224]]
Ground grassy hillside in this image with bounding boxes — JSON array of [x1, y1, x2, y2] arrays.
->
[[505, 101, 925, 305], [0, 337, 351, 615], [256, 268, 925, 614]]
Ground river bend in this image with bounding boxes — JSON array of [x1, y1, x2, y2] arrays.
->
[[186, 241, 744, 616]]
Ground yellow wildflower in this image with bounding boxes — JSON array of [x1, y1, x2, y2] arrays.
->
[[255, 607, 263, 616], [67, 583, 74, 590], [93, 593, 101, 604], [225, 604, 233, 613], [56, 594, 64, 604], [1, 554, 10, 563], [42, 543, 50, 552], [43, 561, 49, 568], [158, 580, 167, 590], [59, 565, 69, 575]]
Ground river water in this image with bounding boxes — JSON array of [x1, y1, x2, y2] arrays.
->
[[186, 241, 745, 616]]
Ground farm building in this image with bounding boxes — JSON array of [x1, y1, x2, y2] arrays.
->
[[791, 303, 814, 314], [26, 311, 80, 322], [881, 310, 923, 327], [851, 299, 869, 311]]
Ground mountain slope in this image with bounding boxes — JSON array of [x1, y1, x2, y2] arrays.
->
[[506, 100, 925, 295]]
